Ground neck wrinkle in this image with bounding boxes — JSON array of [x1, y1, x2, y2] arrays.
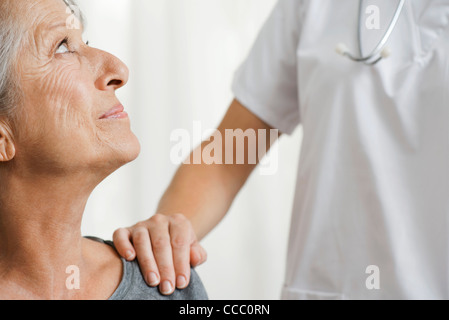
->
[[0, 170, 98, 298]]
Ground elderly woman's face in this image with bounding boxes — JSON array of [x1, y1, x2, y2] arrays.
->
[[12, 0, 140, 176]]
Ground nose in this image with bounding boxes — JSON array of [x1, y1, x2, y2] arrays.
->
[[93, 49, 129, 91]]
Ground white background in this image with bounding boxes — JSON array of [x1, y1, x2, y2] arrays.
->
[[77, 0, 303, 300]]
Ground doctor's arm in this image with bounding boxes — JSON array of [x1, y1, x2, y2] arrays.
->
[[113, 98, 280, 295]]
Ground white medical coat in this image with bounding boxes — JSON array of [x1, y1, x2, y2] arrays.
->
[[232, 0, 449, 299]]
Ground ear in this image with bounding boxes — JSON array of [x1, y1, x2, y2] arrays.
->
[[0, 120, 16, 162]]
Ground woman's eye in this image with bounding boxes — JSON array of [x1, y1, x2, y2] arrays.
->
[[56, 43, 70, 54]]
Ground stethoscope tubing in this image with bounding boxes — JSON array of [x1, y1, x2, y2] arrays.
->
[[341, 0, 406, 65]]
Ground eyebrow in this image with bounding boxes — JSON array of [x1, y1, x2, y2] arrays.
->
[[48, 22, 69, 30], [47, 19, 85, 33]]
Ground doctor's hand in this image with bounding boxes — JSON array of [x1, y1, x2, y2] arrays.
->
[[113, 213, 207, 295]]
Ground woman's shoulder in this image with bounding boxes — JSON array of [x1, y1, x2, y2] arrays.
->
[[112, 259, 209, 300], [84, 236, 208, 300]]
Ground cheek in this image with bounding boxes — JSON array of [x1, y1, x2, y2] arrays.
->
[[28, 62, 95, 135], [43, 63, 94, 130], [18, 62, 98, 165]]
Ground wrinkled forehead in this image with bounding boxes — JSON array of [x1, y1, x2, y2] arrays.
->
[[12, 0, 84, 34]]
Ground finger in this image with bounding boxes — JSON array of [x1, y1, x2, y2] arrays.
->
[[131, 227, 160, 287], [112, 228, 136, 261], [190, 242, 207, 267], [169, 216, 194, 289], [148, 217, 176, 295]]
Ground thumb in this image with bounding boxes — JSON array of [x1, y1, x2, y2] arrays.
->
[[112, 228, 136, 261], [190, 242, 207, 267]]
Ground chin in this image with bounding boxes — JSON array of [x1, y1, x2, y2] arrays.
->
[[127, 136, 142, 163], [99, 133, 141, 175], [117, 133, 141, 165]]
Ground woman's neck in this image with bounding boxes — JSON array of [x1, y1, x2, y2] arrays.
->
[[0, 170, 111, 299]]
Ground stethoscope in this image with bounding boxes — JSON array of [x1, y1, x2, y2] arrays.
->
[[336, 0, 406, 65]]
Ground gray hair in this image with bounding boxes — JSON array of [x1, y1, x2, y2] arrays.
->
[[0, 0, 84, 120], [0, 1, 24, 119]]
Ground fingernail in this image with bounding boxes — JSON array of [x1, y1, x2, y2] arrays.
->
[[177, 275, 187, 289], [147, 272, 159, 286], [160, 281, 173, 295], [125, 250, 134, 260]]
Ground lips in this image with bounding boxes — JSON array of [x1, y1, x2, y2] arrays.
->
[[99, 104, 128, 120]]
